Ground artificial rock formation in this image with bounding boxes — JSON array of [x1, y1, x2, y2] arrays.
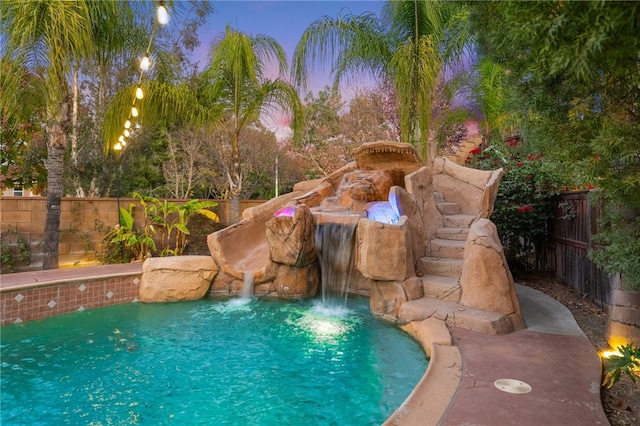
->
[[140, 255, 218, 302], [265, 204, 316, 267], [356, 216, 413, 282], [459, 219, 524, 330], [205, 140, 524, 336]]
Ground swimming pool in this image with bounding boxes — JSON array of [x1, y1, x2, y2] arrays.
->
[[1, 296, 427, 425]]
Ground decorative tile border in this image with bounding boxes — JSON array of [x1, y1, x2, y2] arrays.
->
[[1, 274, 141, 326]]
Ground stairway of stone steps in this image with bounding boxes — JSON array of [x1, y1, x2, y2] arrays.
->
[[418, 191, 474, 301], [444, 135, 482, 165], [401, 189, 518, 334]]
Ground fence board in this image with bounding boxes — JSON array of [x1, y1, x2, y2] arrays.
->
[[545, 191, 610, 310]]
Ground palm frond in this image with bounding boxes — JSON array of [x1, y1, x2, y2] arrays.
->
[[292, 11, 389, 90]]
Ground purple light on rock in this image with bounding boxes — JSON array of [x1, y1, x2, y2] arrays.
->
[[274, 206, 296, 217]]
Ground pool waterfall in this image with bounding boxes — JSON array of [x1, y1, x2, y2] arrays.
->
[[315, 220, 357, 308]]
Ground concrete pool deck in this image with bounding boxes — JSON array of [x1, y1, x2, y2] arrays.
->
[[0, 266, 609, 425]]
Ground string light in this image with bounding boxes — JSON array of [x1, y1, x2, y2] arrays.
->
[[115, 3, 169, 152], [157, 4, 170, 25], [139, 56, 151, 71]]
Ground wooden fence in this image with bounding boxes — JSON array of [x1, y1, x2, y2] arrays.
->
[[544, 190, 611, 310]]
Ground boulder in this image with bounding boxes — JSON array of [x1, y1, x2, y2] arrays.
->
[[370, 280, 407, 321], [266, 204, 316, 267], [274, 262, 320, 298], [459, 219, 523, 329], [140, 256, 217, 302], [344, 170, 394, 202], [356, 216, 412, 281]]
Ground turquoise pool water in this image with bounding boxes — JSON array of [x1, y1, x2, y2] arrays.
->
[[1, 296, 427, 425]]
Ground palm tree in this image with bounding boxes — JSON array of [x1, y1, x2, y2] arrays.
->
[[1, 0, 133, 269], [468, 58, 513, 144], [199, 25, 303, 222], [292, 0, 470, 162]]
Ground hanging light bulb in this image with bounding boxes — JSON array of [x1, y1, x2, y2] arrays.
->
[[114, 142, 123, 151], [124, 129, 130, 137], [157, 5, 170, 25], [140, 56, 150, 71], [119, 135, 126, 143], [121, 140, 127, 147], [124, 120, 131, 129], [136, 86, 144, 99], [131, 106, 139, 117]]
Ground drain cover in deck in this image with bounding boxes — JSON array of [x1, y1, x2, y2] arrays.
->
[[494, 379, 532, 394]]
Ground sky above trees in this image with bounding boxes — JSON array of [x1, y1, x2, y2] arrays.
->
[[196, 1, 383, 95]]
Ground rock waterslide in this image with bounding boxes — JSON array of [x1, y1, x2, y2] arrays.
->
[[192, 140, 522, 334]]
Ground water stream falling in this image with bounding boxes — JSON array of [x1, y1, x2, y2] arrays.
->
[[315, 220, 357, 308], [242, 271, 254, 299]]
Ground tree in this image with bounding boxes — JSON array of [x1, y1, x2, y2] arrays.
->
[[341, 88, 399, 145], [161, 127, 210, 199], [297, 86, 345, 177], [292, 0, 470, 161], [198, 25, 303, 222], [99, 1, 214, 199], [469, 1, 640, 288], [465, 58, 515, 144], [1, 0, 133, 269], [0, 61, 48, 194]]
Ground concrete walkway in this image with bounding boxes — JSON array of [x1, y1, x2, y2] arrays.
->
[[438, 284, 609, 425]]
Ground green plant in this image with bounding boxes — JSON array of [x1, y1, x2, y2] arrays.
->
[[102, 202, 156, 262], [0, 227, 31, 273], [602, 344, 640, 389], [591, 204, 640, 290], [142, 194, 219, 256], [1, 243, 15, 272], [99, 194, 219, 262]]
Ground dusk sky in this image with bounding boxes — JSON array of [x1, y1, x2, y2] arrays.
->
[[195, 1, 385, 96]]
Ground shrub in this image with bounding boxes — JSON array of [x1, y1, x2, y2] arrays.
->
[[100, 193, 219, 263], [0, 227, 31, 273], [591, 203, 640, 290], [470, 144, 568, 269]]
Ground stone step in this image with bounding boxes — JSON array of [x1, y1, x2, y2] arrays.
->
[[433, 191, 445, 203], [436, 202, 461, 216], [421, 274, 460, 301], [443, 214, 475, 228], [398, 297, 515, 335], [420, 257, 463, 278], [436, 227, 469, 241], [428, 239, 465, 259], [460, 140, 479, 149]]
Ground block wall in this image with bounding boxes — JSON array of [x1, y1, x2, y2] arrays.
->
[[0, 197, 264, 271]]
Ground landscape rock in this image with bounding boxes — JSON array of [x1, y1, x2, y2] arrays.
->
[[140, 256, 217, 302]]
